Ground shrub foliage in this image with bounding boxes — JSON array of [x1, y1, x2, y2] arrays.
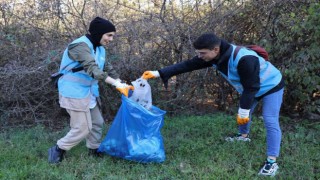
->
[[0, 0, 319, 128]]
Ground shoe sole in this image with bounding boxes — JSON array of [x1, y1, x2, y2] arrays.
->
[[225, 138, 251, 142], [258, 164, 279, 177], [48, 147, 61, 164], [48, 147, 54, 163]]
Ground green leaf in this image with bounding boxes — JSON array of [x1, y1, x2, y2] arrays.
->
[[290, 12, 295, 18]]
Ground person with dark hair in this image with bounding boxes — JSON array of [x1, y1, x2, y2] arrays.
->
[[48, 17, 133, 164], [142, 33, 284, 176]]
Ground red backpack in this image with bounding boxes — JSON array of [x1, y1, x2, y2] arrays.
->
[[233, 45, 269, 61]]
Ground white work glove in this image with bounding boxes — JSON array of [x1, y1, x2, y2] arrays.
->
[[142, 70, 160, 79], [237, 108, 250, 125], [112, 81, 134, 97]]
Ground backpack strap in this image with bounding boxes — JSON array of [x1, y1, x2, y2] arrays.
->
[[233, 45, 269, 60], [60, 62, 84, 73], [233, 46, 242, 60], [71, 66, 84, 73]]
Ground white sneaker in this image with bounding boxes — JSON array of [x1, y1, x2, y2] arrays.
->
[[225, 133, 251, 142], [258, 161, 279, 176]]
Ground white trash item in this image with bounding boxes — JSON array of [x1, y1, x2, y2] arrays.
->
[[129, 78, 152, 110]]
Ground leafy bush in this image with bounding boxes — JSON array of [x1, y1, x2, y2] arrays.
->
[[270, 2, 320, 117], [0, 0, 319, 129]]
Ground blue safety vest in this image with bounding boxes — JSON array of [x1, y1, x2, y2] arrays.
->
[[58, 36, 106, 98], [213, 45, 282, 97]]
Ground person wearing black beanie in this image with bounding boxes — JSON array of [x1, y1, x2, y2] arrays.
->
[[86, 17, 116, 48], [48, 17, 133, 164]]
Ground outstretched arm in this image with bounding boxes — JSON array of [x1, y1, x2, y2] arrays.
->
[[143, 56, 212, 88]]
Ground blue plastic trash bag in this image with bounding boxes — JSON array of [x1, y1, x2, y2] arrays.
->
[[98, 95, 166, 163]]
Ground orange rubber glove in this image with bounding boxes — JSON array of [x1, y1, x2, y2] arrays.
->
[[142, 71, 160, 80], [113, 81, 134, 97], [237, 108, 250, 125]]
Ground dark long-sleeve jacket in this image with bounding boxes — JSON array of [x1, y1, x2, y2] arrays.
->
[[158, 40, 284, 109]]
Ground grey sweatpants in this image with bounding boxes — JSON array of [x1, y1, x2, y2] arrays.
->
[[57, 105, 104, 151]]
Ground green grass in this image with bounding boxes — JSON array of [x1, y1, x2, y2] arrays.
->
[[0, 114, 319, 179]]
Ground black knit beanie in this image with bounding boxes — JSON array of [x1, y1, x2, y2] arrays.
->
[[88, 17, 116, 46]]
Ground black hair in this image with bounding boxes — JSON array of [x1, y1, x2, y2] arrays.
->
[[193, 33, 221, 50]]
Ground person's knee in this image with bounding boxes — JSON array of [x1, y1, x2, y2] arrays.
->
[[80, 128, 91, 138], [93, 116, 104, 128]]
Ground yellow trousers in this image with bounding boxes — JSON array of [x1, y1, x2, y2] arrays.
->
[[57, 105, 104, 151]]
